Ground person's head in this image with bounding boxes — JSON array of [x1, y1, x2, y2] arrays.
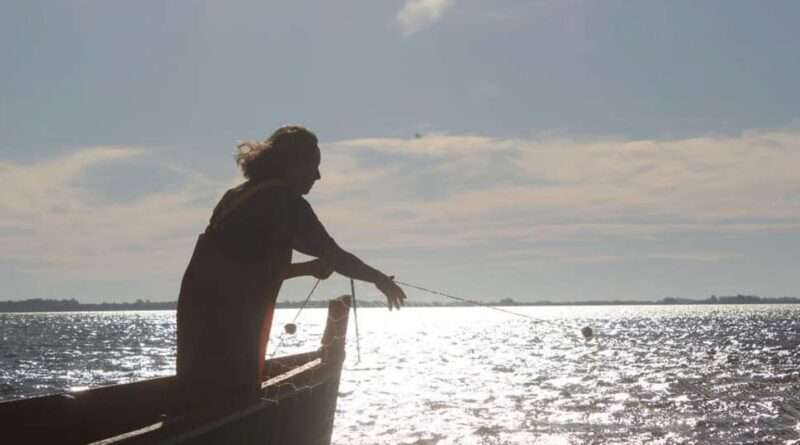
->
[[234, 125, 321, 195]]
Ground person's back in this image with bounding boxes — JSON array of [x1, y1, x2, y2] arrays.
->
[[176, 180, 294, 396]]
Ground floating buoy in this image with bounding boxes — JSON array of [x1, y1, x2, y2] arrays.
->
[[581, 326, 593, 340], [284, 323, 297, 335]]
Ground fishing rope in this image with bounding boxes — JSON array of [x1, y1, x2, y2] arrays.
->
[[269, 278, 321, 358], [270, 278, 539, 360], [350, 278, 362, 364], [394, 280, 542, 322]]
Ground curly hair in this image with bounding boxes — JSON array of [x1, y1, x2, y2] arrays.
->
[[234, 125, 319, 180]]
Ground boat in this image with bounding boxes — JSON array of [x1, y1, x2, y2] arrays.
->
[[0, 296, 352, 445]]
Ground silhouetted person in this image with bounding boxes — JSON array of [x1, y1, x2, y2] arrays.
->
[[176, 125, 405, 396]]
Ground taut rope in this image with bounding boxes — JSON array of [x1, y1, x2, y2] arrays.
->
[[394, 280, 541, 322], [350, 278, 362, 363]]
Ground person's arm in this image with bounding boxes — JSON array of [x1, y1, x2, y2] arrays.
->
[[282, 259, 334, 280], [286, 193, 405, 309], [321, 244, 406, 310]]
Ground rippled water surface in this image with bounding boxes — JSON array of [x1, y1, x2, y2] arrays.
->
[[2, 305, 799, 444]]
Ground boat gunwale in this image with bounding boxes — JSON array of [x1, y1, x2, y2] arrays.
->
[[92, 356, 333, 445], [1, 295, 352, 445]]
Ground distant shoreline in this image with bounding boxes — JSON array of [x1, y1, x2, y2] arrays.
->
[[0, 295, 798, 313]]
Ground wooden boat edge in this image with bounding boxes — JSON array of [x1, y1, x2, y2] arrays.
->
[[1, 295, 352, 445]]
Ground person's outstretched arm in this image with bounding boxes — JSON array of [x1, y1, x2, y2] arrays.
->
[[321, 244, 406, 310], [282, 259, 334, 281]]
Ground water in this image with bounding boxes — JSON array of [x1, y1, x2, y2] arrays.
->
[[2, 305, 799, 444]]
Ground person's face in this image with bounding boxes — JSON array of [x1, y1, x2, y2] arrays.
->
[[284, 149, 321, 195]]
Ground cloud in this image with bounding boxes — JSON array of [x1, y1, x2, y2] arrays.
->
[[488, 248, 740, 264], [316, 129, 800, 256], [0, 147, 145, 221], [2, 128, 799, 295], [396, 0, 454, 37], [0, 147, 224, 282]]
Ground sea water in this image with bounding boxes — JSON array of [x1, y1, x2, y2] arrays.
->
[[2, 305, 799, 444]]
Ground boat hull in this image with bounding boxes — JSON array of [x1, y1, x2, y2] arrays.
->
[[0, 296, 352, 445]]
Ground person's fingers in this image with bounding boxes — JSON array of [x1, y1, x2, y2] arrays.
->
[[378, 278, 404, 311], [391, 284, 404, 308]]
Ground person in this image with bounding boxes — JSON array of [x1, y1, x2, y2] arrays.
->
[[176, 125, 405, 396]]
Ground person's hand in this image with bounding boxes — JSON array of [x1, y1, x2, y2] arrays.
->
[[375, 275, 406, 311], [310, 258, 334, 280]]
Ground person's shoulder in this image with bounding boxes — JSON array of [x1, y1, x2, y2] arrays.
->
[[248, 181, 306, 207], [224, 181, 252, 198]]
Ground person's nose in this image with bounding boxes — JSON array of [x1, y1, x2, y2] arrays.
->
[[314, 166, 321, 180]]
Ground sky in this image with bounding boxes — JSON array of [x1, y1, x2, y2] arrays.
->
[[1, 0, 799, 304]]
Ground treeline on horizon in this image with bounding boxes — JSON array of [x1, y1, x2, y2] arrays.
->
[[0, 294, 798, 313]]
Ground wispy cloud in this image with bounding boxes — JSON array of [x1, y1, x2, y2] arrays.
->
[[396, 0, 454, 37], [0, 147, 145, 221], [2, 128, 798, 294], [0, 147, 223, 282], [317, 129, 800, 255], [489, 248, 740, 264]]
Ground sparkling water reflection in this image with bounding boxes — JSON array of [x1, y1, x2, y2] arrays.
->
[[2, 305, 799, 444]]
